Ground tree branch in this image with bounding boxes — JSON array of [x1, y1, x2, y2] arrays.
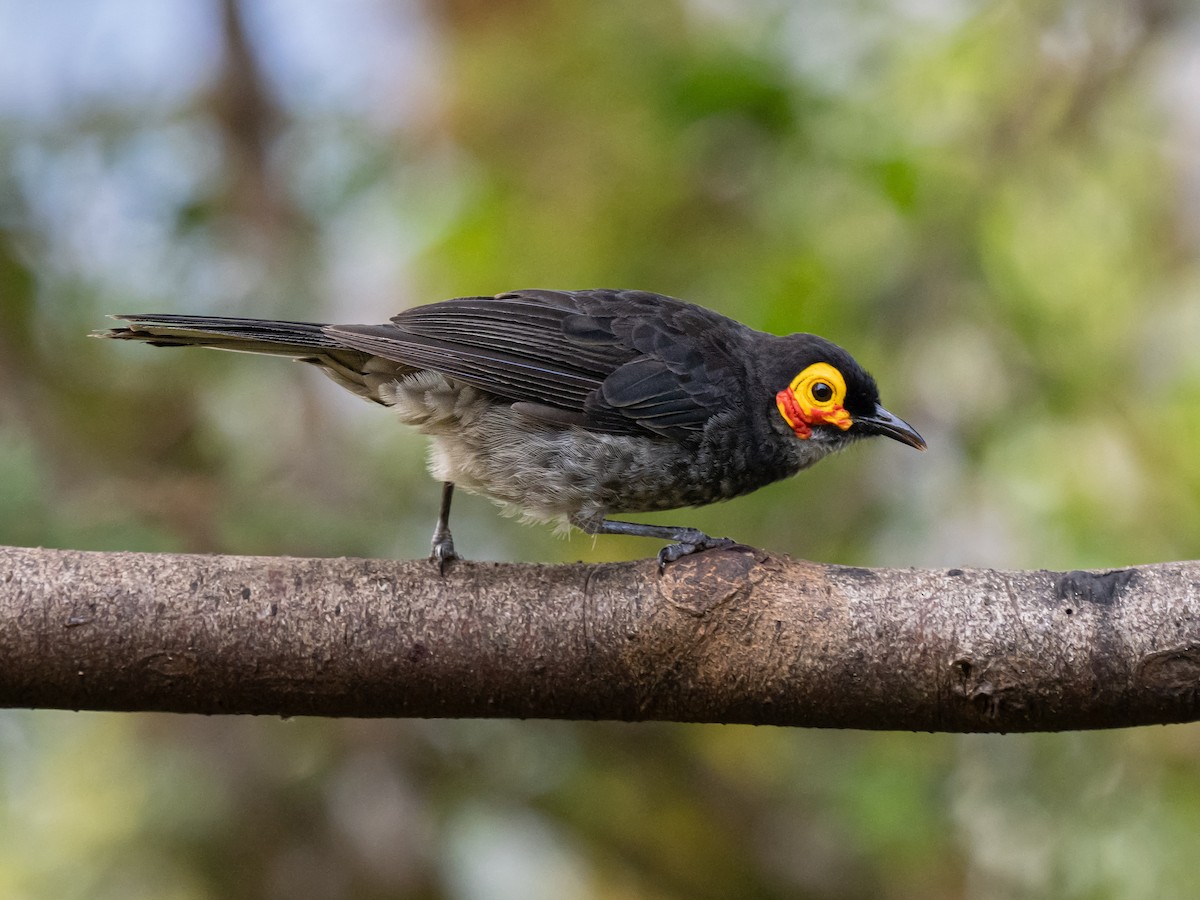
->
[[2, 544, 1198, 731]]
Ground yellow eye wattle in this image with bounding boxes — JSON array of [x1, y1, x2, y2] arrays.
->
[[775, 362, 853, 438]]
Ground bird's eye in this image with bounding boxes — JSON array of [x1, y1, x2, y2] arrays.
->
[[810, 381, 834, 403]]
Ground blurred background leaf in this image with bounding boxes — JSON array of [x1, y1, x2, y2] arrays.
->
[[2, 0, 1199, 897]]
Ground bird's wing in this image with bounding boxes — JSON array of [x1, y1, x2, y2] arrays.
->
[[327, 289, 749, 439]]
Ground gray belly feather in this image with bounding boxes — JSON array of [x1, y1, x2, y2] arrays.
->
[[380, 371, 827, 529]]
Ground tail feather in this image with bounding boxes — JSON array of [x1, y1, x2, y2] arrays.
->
[[93, 314, 342, 356], [93, 314, 403, 404]]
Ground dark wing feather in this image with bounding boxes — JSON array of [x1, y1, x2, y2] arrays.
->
[[588, 295, 751, 435], [327, 293, 627, 413], [327, 289, 751, 439], [388, 294, 635, 374], [320, 328, 603, 410]]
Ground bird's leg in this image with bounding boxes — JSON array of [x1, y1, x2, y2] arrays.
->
[[586, 518, 739, 570], [430, 481, 460, 574]]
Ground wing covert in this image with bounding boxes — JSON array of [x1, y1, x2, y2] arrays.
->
[[327, 290, 750, 439]]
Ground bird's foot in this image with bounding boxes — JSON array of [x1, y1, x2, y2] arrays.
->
[[430, 534, 460, 576], [656, 531, 739, 571]]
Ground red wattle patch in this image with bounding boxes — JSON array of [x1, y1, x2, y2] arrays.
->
[[775, 388, 811, 439]]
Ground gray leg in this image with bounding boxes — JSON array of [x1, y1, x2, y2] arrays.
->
[[430, 482, 459, 574], [585, 518, 738, 570]]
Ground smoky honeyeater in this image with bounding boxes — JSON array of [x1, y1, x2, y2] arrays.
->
[[96, 288, 925, 569]]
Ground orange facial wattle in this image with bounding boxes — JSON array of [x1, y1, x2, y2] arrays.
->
[[816, 403, 852, 431]]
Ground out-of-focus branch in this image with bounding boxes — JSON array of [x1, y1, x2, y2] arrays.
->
[[2, 544, 1198, 731], [210, 0, 287, 233]]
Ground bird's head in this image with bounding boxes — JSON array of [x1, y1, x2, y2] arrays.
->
[[769, 335, 926, 452]]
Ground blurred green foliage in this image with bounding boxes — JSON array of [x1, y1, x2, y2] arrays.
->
[[2, 0, 1200, 897]]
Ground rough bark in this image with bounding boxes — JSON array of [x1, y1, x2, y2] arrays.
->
[[2, 544, 1198, 731]]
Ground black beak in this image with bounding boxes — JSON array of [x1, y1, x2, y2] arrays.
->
[[856, 404, 926, 450]]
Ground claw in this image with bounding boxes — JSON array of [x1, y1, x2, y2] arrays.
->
[[430, 537, 459, 576], [656, 536, 738, 571]]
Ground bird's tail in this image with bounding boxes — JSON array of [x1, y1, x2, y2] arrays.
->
[[93, 314, 400, 403], [92, 314, 342, 357]]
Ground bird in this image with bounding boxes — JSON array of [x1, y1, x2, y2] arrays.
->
[[94, 289, 925, 569]]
